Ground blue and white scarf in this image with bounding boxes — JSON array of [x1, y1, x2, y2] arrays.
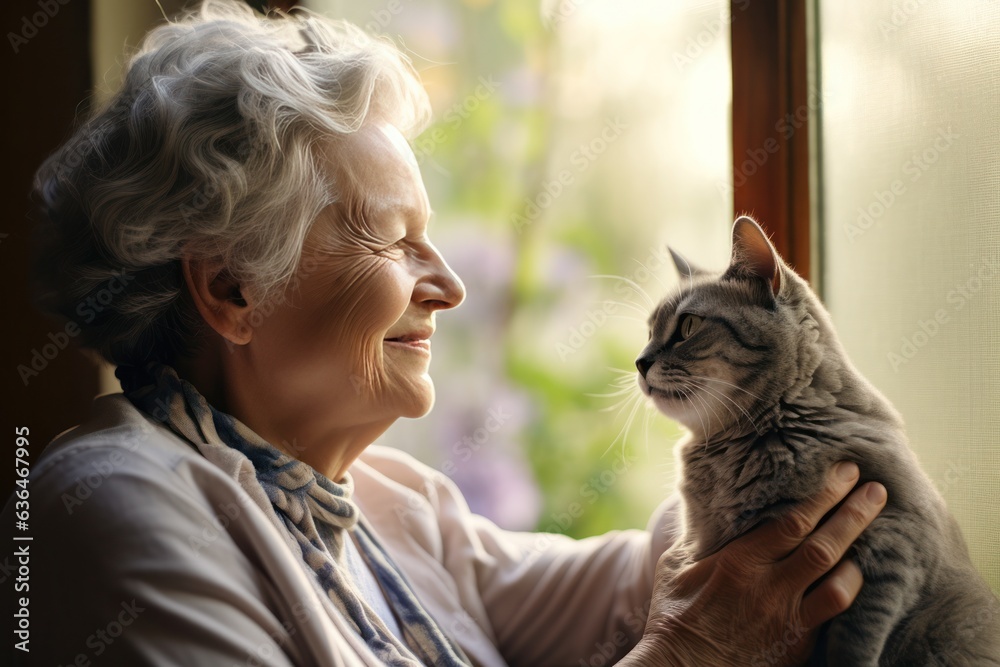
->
[[118, 362, 471, 667]]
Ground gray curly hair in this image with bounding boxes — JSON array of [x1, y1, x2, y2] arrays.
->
[[32, 0, 431, 368]]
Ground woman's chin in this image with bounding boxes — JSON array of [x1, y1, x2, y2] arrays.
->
[[394, 379, 435, 419]]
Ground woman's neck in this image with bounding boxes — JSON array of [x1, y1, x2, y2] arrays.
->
[[174, 342, 393, 481]]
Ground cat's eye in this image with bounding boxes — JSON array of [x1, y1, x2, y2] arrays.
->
[[678, 314, 703, 339]]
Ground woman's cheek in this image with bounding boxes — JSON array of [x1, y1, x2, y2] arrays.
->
[[346, 260, 415, 389]]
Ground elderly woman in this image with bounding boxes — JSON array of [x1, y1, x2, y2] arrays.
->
[[10, 2, 886, 665]]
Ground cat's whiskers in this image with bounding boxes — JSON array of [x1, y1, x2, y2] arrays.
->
[[686, 374, 765, 403], [598, 298, 653, 319], [607, 313, 651, 326], [595, 396, 630, 415], [698, 385, 753, 435], [588, 385, 641, 400], [629, 258, 669, 293], [593, 369, 642, 394], [694, 381, 760, 433], [685, 378, 763, 436], [595, 365, 662, 458], [681, 381, 727, 448], [588, 274, 656, 309], [640, 399, 654, 457], [606, 367, 639, 382], [600, 390, 643, 425], [660, 373, 754, 447], [689, 391, 715, 455], [602, 390, 645, 459]]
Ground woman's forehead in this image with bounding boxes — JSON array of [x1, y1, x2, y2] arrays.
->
[[327, 123, 429, 220], [325, 122, 420, 186], [376, 122, 419, 169]]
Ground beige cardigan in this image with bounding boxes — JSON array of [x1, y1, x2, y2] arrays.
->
[[3, 394, 679, 666]]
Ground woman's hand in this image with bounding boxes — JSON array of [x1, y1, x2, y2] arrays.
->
[[620, 461, 886, 667]]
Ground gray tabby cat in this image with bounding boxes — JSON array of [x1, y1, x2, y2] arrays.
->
[[635, 216, 1000, 666]]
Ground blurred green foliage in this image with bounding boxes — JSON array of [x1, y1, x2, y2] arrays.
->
[[311, 0, 732, 537]]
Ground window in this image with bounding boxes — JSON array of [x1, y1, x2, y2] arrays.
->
[[309, 0, 734, 534], [22, 3, 995, 598], [818, 1, 1000, 591]]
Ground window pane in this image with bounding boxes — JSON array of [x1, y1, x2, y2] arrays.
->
[[820, 1, 1000, 591], [308, 0, 733, 533]]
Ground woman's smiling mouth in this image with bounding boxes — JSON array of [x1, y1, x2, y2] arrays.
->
[[384, 330, 433, 353]]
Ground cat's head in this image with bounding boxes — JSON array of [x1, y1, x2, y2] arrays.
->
[[636, 216, 821, 439]]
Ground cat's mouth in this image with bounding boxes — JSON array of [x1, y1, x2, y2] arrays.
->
[[638, 375, 687, 401], [648, 385, 687, 401], [639, 375, 688, 401]]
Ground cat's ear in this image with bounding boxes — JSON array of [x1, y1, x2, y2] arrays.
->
[[668, 247, 708, 279], [724, 215, 782, 295]]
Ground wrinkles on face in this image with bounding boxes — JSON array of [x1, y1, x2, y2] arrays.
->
[[316, 127, 425, 255], [298, 237, 402, 398], [308, 196, 397, 258], [205, 121, 461, 482], [291, 123, 431, 410]]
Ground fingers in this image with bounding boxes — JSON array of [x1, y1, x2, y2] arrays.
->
[[785, 481, 887, 589], [800, 559, 864, 629], [741, 461, 861, 561]]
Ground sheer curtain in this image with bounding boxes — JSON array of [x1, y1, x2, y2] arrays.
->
[[819, 1, 1000, 592]]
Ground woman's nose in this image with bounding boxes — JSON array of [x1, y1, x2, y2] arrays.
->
[[415, 242, 465, 311]]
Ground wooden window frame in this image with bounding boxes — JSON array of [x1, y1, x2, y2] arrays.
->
[[730, 0, 813, 282]]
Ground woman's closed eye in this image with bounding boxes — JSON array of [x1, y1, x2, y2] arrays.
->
[[376, 238, 408, 258]]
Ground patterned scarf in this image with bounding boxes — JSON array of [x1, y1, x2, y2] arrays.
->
[[117, 362, 471, 667]]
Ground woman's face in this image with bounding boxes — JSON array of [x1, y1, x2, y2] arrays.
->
[[240, 122, 465, 435]]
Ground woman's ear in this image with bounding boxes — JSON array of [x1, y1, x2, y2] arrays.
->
[[181, 256, 255, 346]]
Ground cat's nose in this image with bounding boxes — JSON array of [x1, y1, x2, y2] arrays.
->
[[636, 355, 654, 378]]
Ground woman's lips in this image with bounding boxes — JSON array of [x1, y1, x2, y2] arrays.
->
[[385, 327, 434, 354], [384, 338, 431, 353]]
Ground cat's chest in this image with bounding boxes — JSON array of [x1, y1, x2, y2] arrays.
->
[[679, 430, 831, 523]]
